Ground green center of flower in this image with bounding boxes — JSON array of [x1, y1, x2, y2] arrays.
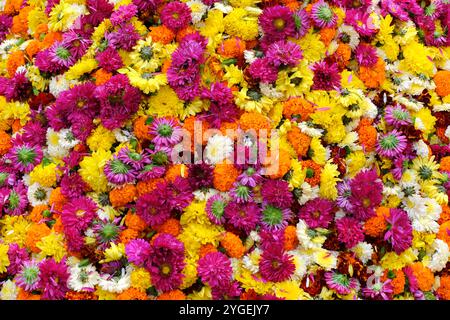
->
[[317, 4, 333, 22], [418, 165, 433, 180], [0, 172, 8, 186], [425, 4, 436, 16], [211, 200, 225, 219], [380, 134, 399, 150], [340, 33, 351, 43], [128, 152, 141, 161], [98, 193, 111, 206], [402, 186, 416, 196], [236, 185, 250, 199], [56, 46, 71, 60], [246, 167, 256, 176], [23, 266, 40, 285], [8, 191, 20, 209], [100, 223, 120, 243], [110, 159, 131, 175], [262, 205, 284, 226], [79, 269, 89, 283], [157, 124, 174, 137], [306, 168, 315, 178], [247, 90, 262, 101], [140, 46, 153, 61], [152, 151, 169, 166], [392, 108, 409, 121], [332, 273, 350, 287], [34, 187, 47, 201], [17, 147, 37, 165]]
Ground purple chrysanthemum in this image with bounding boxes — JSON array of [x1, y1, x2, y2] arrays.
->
[[21, 121, 47, 147], [145, 233, 185, 292], [206, 194, 227, 225], [197, 252, 232, 287], [125, 239, 152, 266], [325, 271, 360, 295], [384, 105, 412, 127], [62, 30, 92, 59], [224, 201, 260, 234], [132, 0, 161, 12], [266, 40, 303, 68], [49, 41, 76, 68], [188, 164, 214, 190], [211, 281, 242, 300], [0, 14, 12, 42], [345, 9, 377, 37], [4, 182, 28, 216], [92, 217, 124, 249], [110, 4, 137, 26], [260, 204, 291, 231], [160, 1, 192, 31], [348, 169, 383, 221], [117, 147, 146, 171], [293, 9, 310, 39], [248, 58, 279, 83], [310, 1, 337, 28], [237, 167, 263, 188], [104, 156, 137, 185], [38, 258, 70, 300], [138, 164, 166, 181], [4, 70, 32, 102], [336, 181, 353, 212], [260, 179, 293, 209], [363, 280, 394, 300], [311, 60, 341, 91], [355, 43, 378, 67], [259, 5, 296, 41], [229, 183, 253, 203], [299, 198, 335, 229], [96, 47, 123, 72], [106, 23, 141, 51], [60, 173, 89, 200], [61, 196, 97, 230], [16, 260, 41, 291], [259, 246, 295, 282], [166, 177, 194, 211], [336, 217, 364, 248], [376, 129, 408, 158], [136, 188, 171, 228], [167, 39, 204, 87], [7, 142, 43, 173], [384, 208, 413, 254], [7, 243, 29, 275], [149, 117, 183, 147]]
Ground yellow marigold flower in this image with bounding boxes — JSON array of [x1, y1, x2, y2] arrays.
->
[[0, 244, 10, 273], [1, 216, 31, 247], [413, 107, 437, 137], [37, 232, 67, 262], [78, 148, 111, 193], [146, 85, 185, 117], [131, 268, 152, 291], [319, 161, 340, 200], [380, 248, 417, 270], [95, 288, 118, 300], [399, 41, 435, 77], [87, 124, 116, 151], [223, 8, 259, 41], [65, 58, 98, 80], [412, 231, 436, 251], [0, 97, 30, 125], [102, 243, 125, 263], [200, 9, 225, 38], [29, 162, 59, 187], [274, 281, 312, 300], [181, 258, 199, 289], [294, 30, 326, 63]]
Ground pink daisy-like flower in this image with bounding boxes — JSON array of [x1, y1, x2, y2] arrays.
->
[[110, 4, 137, 26], [348, 169, 383, 221], [345, 9, 377, 37], [149, 117, 183, 147], [376, 129, 408, 158], [266, 40, 303, 67], [325, 271, 360, 295], [259, 246, 295, 282], [260, 204, 291, 231], [384, 208, 413, 254], [7, 243, 28, 275], [230, 183, 253, 203], [224, 201, 260, 234], [146, 233, 185, 292], [206, 194, 227, 225], [92, 217, 124, 249], [4, 182, 28, 216], [299, 198, 335, 229], [259, 5, 296, 41], [38, 258, 70, 300], [60, 173, 89, 200], [248, 58, 279, 83], [160, 1, 192, 31], [16, 260, 41, 291], [336, 181, 353, 212], [197, 252, 232, 287], [138, 164, 166, 181], [336, 216, 364, 248], [311, 60, 341, 91], [61, 196, 98, 231], [104, 156, 137, 185], [49, 41, 76, 68], [96, 46, 123, 72], [166, 177, 194, 211], [237, 167, 263, 188], [355, 43, 378, 67], [260, 179, 293, 209], [117, 147, 146, 171], [363, 280, 394, 300], [136, 188, 171, 228], [384, 104, 412, 127], [293, 9, 311, 39], [7, 142, 43, 174], [310, 1, 337, 28], [125, 239, 152, 267]]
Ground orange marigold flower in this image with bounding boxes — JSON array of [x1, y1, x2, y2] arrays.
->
[[239, 112, 271, 134], [283, 0, 301, 11], [440, 156, 450, 172], [7, 50, 25, 77], [149, 25, 175, 44], [437, 275, 450, 300], [359, 58, 385, 89], [25, 40, 43, 59], [25, 223, 51, 253], [117, 288, 148, 300], [4, 0, 24, 14], [434, 70, 450, 97], [334, 43, 352, 68], [136, 178, 165, 197], [109, 184, 137, 208], [17, 288, 41, 300], [213, 163, 240, 192], [53, 216, 64, 234], [319, 27, 336, 46], [29, 204, 50, 223], [11, 119, 23, 133], [161, 59, 171, 74], [165, 164, 188, 182], [93, 68, 112, 86], [358, 124, 377, 152], [120, 228, 139, 244], [42, 31, 63, 48], [437, 221, 450, 247], [133, 116, 152, 141], [364, 206, 389, 237], [381, 269, 405, 295], [217, 37, 246, 58], [284, 225, 299, 251], [125, 211, 147, 231], [66, 291, 98, 300], [282, 98, 314, 122], [0, 131, 12, 155], [301, 160, 322, 186], [154, 218, 181, 237], [287, 126, 311, 157], [220, 121, 239, 139], [49, 187, 67, 213], [11, 6, 32, 37], [221, 232, 245, 258], [410, 262, 434, 292], [266, 149, 292, 180], [176, 26, 196, 43], [437, 127, 450, 145], [438, 205, 450, 224], [199, 243, 217, 258], [157, 290, 186, 300]]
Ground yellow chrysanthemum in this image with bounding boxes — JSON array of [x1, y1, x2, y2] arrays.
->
[[412, 231, 436, 251], [293, 30, 326, 63], [181, 258, 199, 289], [399, 41, 436, 77], [201, 9, 225, 38], [276, 61, 314, 98], [0, 97, 30, 125], [319, 161, 340, 200], [78, 148, 111, 193], [48, 2, 85, 32], [380, 248, 417, 270], [27, 8, 48, 36], [146, 85, 185, 117], [274, 281, 312, 300], [0, 244, 10, 273], [101, 243, 125, 263], [87, 124, 116, 152], [65, 58, 98, 81], [95, 288, 118, 300], [187, 286, 213, 300], [234, 87, 273, 114], [120, 67, 167, 94], [413, 107, 437, 137], [289, 158, 307, 189], [223, 8, 259, 41], [29, 162, 59, 187], [0, 216, 31, 247], [309, 137, 327, 165], [37, 232, 68, 262], [345, 151, 367, 178]]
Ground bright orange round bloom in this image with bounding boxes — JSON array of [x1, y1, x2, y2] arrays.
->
[[53, 216, 65, 234], [7, 50, 25, 77], [287, 126, 311, 157], [133, 116, 152, 141], [381, 269, 405, 295], [437, 275, 450, 300], [364, 207, 389, 237], [157, 290, 186, 300], [334, 43, 352, 68], [213, 163, 240, 192], [29, 204, 50, 223], [358, 124, 377, 152], [165, 164, 188, 182], [117, 288, 148, 300], [221, 232, 245, 258], [49, 187, 67, 213], [11, 6, 32, 37], [25, 40, 43, 59], [176, 26, 196, 43], [25, 223, 51, 253], [440, 156, 450, 172], [437, 221, 450, 247], [239, 112, 271, 135], [282, 98, 315, 122], [434, 70, 450, 97], [359, 58, 386, 88], [301, 160, 322, 186], [437, 127, 450, 145], [149, 25, 175, 44], [0, 131, 12, 155], [4, 0, 23, 14], [438, 205, 450, 224], [217, 37, 246, 58], [93, 68, 112, 86], [120, 228, 139, 244], [410, 262, 434, 292], [136, 178, 165, 197], [284, 225, 299, 251], [319, 28, 336, 46], [66, 291, 98, 300], [109, 184, 137, 208], [17, 288, 41, 300], [155, 218, 181, 237], [266, 149, 292, 180], [199, 243, 217, 258], [125, 211, 148, 232]]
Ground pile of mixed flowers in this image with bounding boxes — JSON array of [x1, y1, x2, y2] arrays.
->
[[0, 0, 450, 300]]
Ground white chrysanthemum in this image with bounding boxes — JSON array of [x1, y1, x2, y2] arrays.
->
[[259, 83, 283, 99], [362, 97, 378, 119], [204, 134, 234, 164], [248, 230, 261, 243], [394, 95, 423, 112], [0, 280, 18, 300], [187, 0, 208, 24], [59, 128, 80, 149], [413, 140, 430, 158], [297, 182, 319, 205], [244, 50, 257, 64], [334, 209, 346, 220], [337, 25, 360, 49], [112, 129, 132, 143], [98, 267, 132, 293], [338, 132, 361, 151], [297, 122, 323, 138], [68, 264, 100, 292], [351, 242, 374, 264], [404, 195, 441, 233], [49, 75, 71, 97], [193, 188, 218, 201], [289, 251, 309, 280], [433, 104, 450, 112], [427, 239, 450, 272], [0, 39, 19, 59], [296, 219, 322, 250], [27, 182, 52, 206], [213, 2, 233, 13], [242, 248, 261, 274]]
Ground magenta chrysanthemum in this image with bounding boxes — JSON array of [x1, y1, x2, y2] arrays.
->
[[311, 60, 341, 91], [259, 246, 295, 282], [260, 179, 293, 209], [197, 252, 232, 287], [355, 43, 378, 67], [38, 258, 70, 300], [348, 169, 383, 221], [259, 5, 296, 41], [160, 1, 192, 31], [325, 271, 360, 295], [224, 201, 260, 234], [384, 208, 413, 254], [336, 216, 364, 248], [299, 198, 335, 229], [384, 105, 412, 127], [125, 239, 152, 266], [149, 117, 183, 147], [206, 194, 227, 225], [266, 40, 303, 67], [376, 129, 408, 158], [310, 1, 337, 28]]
